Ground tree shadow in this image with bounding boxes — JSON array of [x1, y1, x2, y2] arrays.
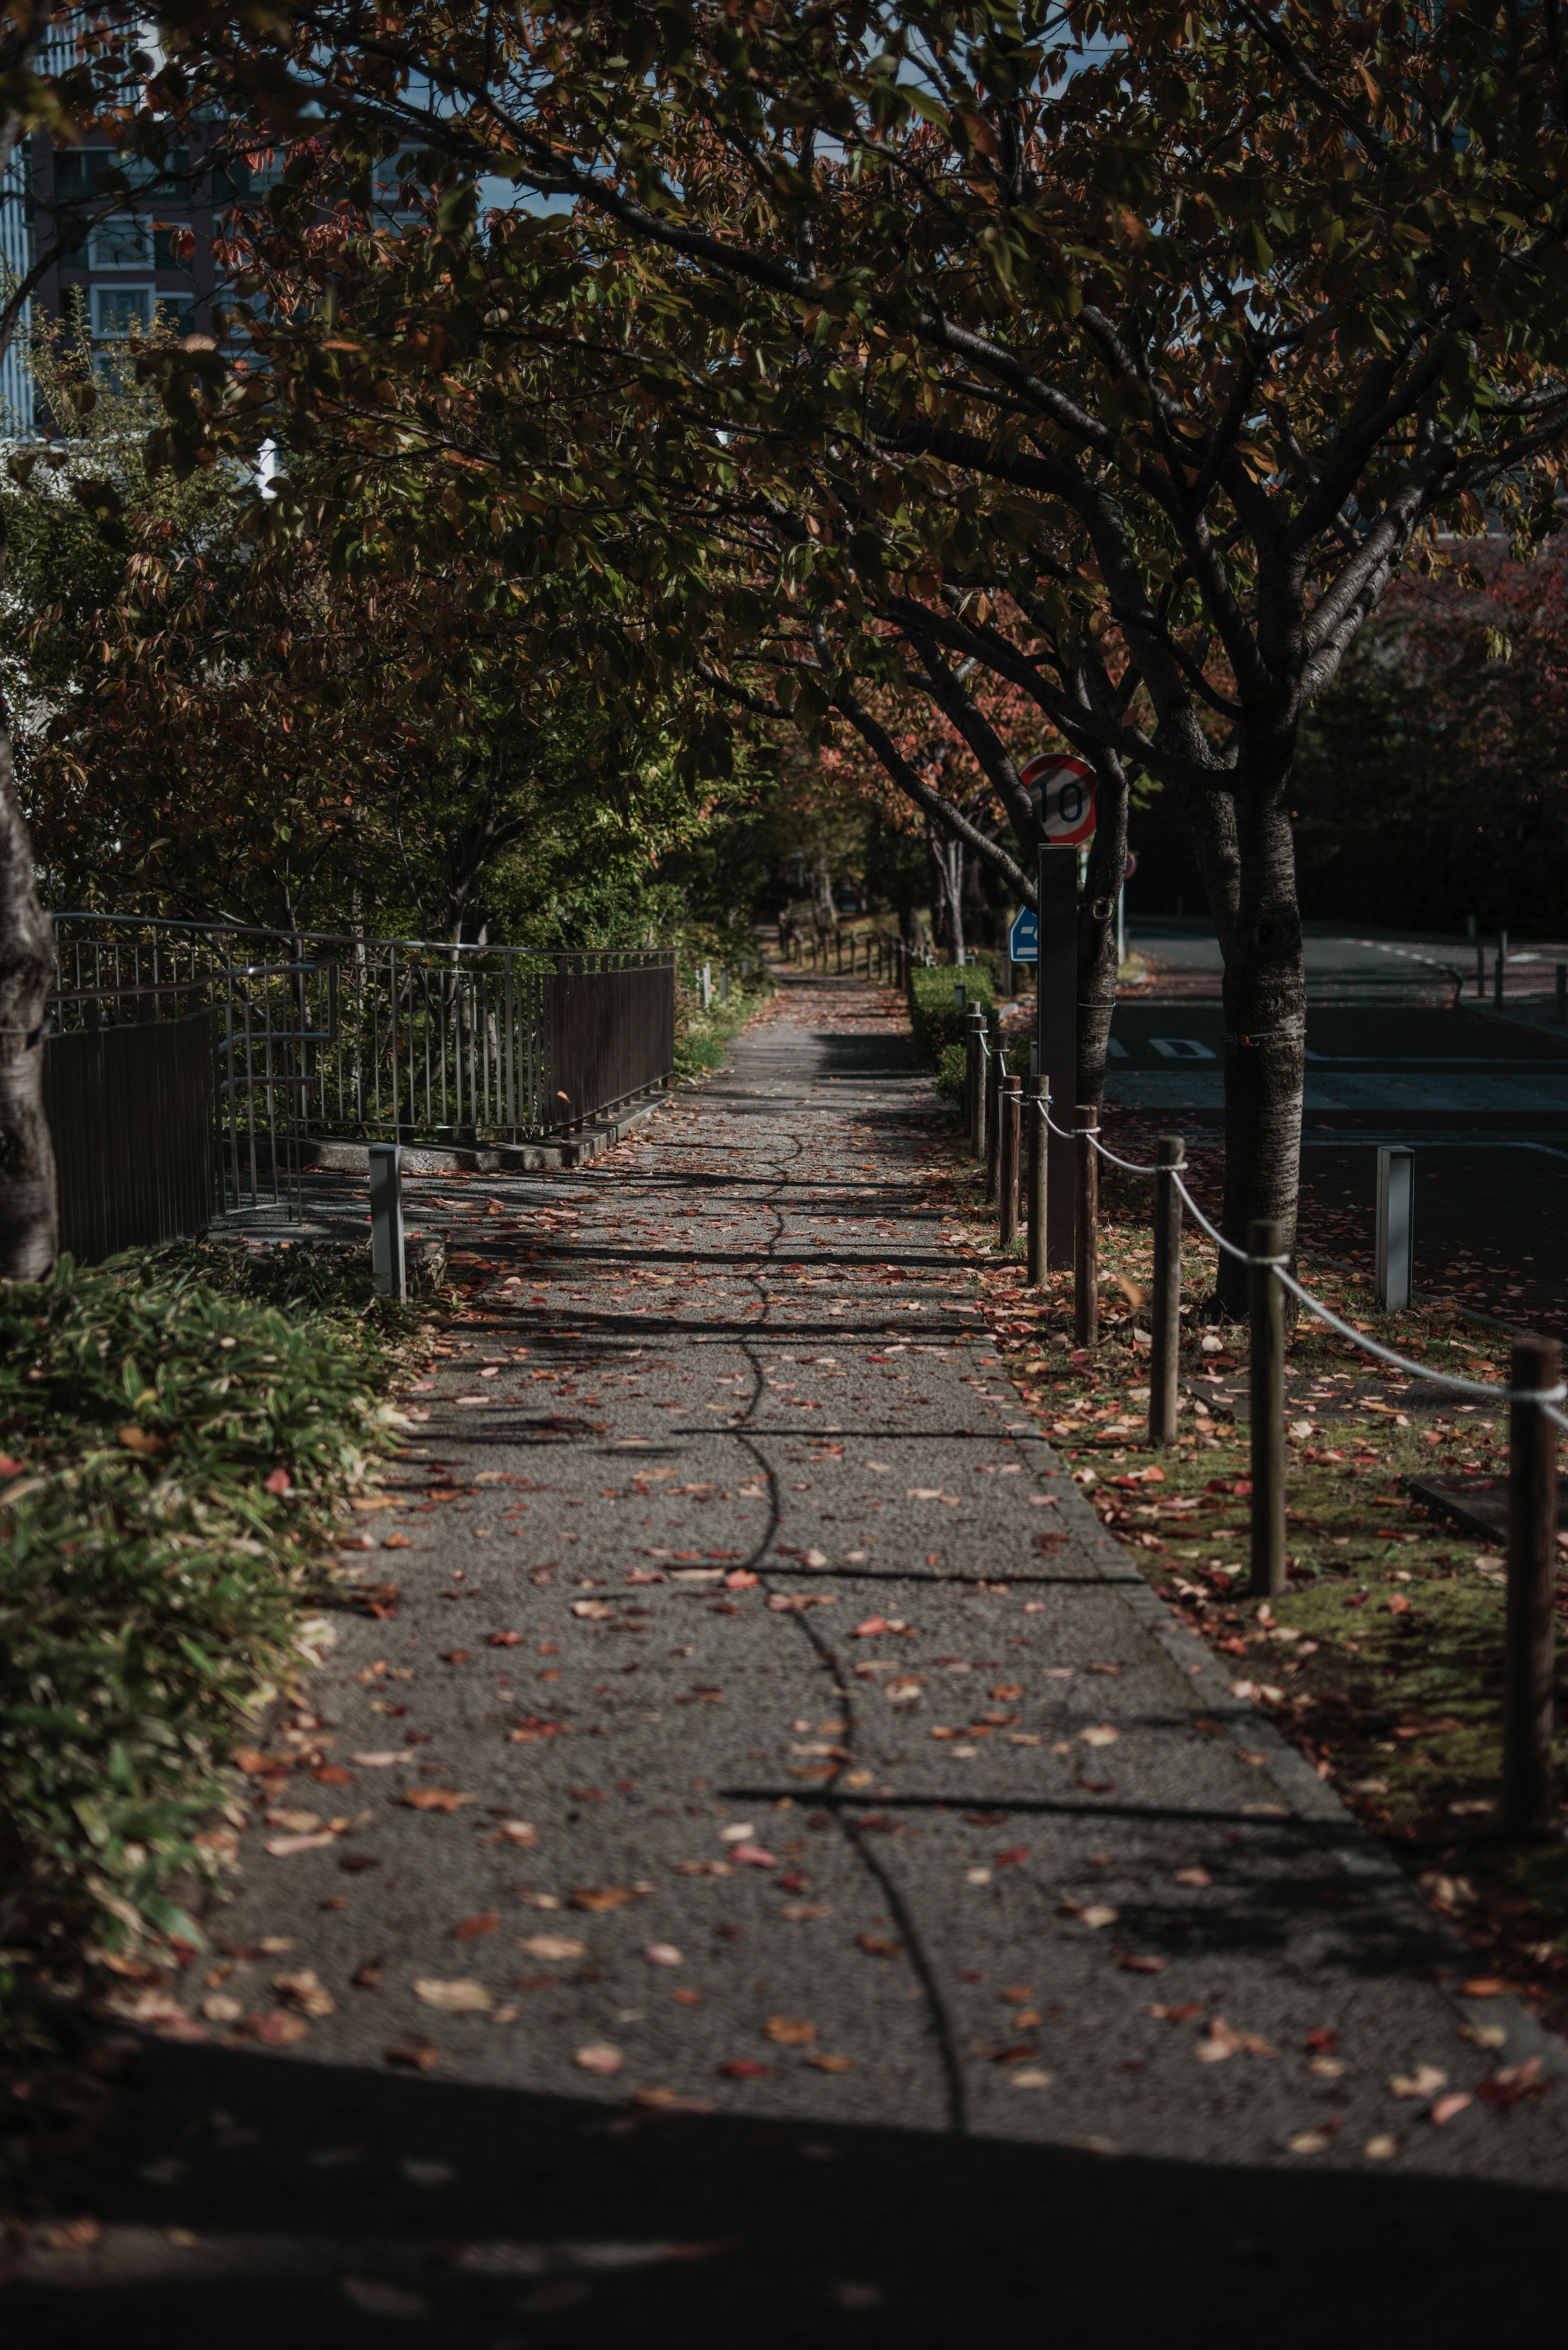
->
[[13, 2037, 1567, 2347]]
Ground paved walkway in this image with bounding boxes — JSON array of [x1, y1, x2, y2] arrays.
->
[[23, 973, 1568, 2343]]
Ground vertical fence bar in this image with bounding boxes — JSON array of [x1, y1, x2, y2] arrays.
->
[[1503, 1334, 1560, 1837], [369, 1141, 406, 1302], [1074, 1106, 1098, 1344], [1149, 1136, 1185, 1445], [1248, 1217, 1287, 1598], [984, 1041, 1001, 1204]]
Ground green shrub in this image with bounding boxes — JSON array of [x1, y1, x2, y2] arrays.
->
[[907, 963, 996, 1067], [934, 1039, 968, 1103], [0, 1247, 413, 1960]]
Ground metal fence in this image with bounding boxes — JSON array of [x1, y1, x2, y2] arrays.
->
[[48, 917, 675, 1218], [42, 1012, 217, 1260]]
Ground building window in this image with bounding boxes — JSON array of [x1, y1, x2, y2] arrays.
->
[[92, 283, 153, 339], [88, 211, 154, 269]]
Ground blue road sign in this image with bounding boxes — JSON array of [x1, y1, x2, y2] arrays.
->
[[1008, 906, 1038, 963]]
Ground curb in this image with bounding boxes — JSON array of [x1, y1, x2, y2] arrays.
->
[[955, 1324, 1568, 2090], [220, 1088, 670, 1179]]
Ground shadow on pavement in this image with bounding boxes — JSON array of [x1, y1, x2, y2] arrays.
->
[[11, 2037, 1566, 2347]]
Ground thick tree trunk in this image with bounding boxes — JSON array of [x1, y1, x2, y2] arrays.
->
[[928, 830, 964, 961], [1076, 759, 1129, 1104], [0, 730, 57, 1280], [1209, 743, 1306, 1318], [812, 857, 837, 933]]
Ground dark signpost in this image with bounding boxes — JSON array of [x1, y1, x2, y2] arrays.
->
[[1019, 754, 1095, 1263]]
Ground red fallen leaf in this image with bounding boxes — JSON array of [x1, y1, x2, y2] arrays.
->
[[857, 1934, 900, 1958], [312, 1764, 355, 1786], [1476, 2057, 1545, 2109], [730, 1843, 777, 1869], [1305, 2026, 1339, 2053], [626, 1568, 666, 1585], [1428, 2091, 1472, 2127], [994, 1846, 1031, 1868], [263, 1467, 292, 1496], [439, 1648, 474, 1665], [486, 1631, 524, 1647], [854, 1616, 890, 1637], [1146, 2001, 1203, 2022], [339, 1853, 380, 1873], [230, 1748, 287, 1777], [1386, 1594, 1412, 1616], [0, 1454, 25, 1477], [398, 1788, 477, 1813], [452, 1911, 499, 1942], [717, 2059, 773, 2080], [724, 1570, 759, 1590], [1114, 1952, 1167, 1973], [778, 1870, 807, 1893]]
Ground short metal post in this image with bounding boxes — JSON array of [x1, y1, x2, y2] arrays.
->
[[1374, 1145, 1414, 1311], [1027, 1075, 1047, 1285], [1494, 946, 1504, 1007], [836, 932, 844, 975], [701, 961, 712, 1008], [1248, 1217, 1286, 1597], [1476, 939, 1485, 998], [1557, 963, 1566, 1026], [718, 967, 729, 1002], [1074, 1105, 1098, 1344], [1149, 1135, 1184, 1445], [971, 1011, 988, 1162], [369, 1141, 406, 1302], [965, 1008, 982, 1150], [1000, 1075, 1021, 1246], [1503, 1334, 1559, 1837]]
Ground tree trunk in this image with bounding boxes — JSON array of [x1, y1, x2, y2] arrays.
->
[[1076, 759, 1129, 1104], [812, 857, 837, 933], [0, 730, 58, 1280], [928, 829, 964, 962], [1208, 744, 1305, 1318]]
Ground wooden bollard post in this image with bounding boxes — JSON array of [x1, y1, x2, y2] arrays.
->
[[1248, 1216, 1287, 1597], [1000, 1075, 1021, 1246], [966, 1007, 983, 1154], [1149, 1135, 1185, 1445], [1074, 1105, 1098, 1344], [1027, 1074, 1047, 1286], [984, 1039, 1001, 1203], [1503, 1333, 1560, 1837]]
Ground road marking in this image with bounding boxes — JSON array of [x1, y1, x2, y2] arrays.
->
[[1150, 1038, 1216, 1060]]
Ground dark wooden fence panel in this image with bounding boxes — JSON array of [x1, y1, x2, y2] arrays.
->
[[43, 1018, 215, 1262]]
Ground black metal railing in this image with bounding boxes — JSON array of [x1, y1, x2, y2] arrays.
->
[[42, 1011, 218, 1261], [47, 918, 675, 1217]]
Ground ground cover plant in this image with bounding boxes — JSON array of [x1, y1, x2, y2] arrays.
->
[[0, 1241, 427, 2049], [933, 1137, 1568, 2031], [675, 966, 776, 1081]]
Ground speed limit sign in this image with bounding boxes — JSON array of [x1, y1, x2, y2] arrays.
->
[[1021, 752, 1096, 846]]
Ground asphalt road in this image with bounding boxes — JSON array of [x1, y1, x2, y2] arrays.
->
[[20, 973, 1568, 2346]]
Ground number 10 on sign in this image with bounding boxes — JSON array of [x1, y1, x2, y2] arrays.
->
[[1022, 752, 1096, 846]]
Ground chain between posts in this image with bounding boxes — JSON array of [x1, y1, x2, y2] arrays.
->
[[989, 1092, 1564, 1817]]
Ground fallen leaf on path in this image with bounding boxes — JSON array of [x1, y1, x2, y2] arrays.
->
[[1173, 1867, 1212, 1888], [1285, 2121, 1340, 2155], [351, 1960, 385, 1991], [574, 2043, 624, 2075], [1389, 2064, 1446, 2099], [1477, 2058, 1545, 2109], [629, 2087, 718, 2115], [1147, 2002, 1203, 2024], [857, 1935, 900, 1958], [483, 1820, 538, 1848], [1080, 1726, 1120, 1748], [718, 1822, 756, 1842], [806, 2053, 860, 2073], [265, 1832, 339, 1857], [730, 1844, 777, 1869], [452, 1912, 499, 1942], [413, 1978, 493, 2015], [1363, 2134, 1400, 2160], [718, 2059, 773, 2079], [272, 1969, 336, 2018], [382, 1533, 414, 1550], [764, 2016, 817, 2046], [486, 1631, 524, 1647], [1114, 1953, 1167, 1974], [780, 1902, 833, 1921], [643, 1943, 684, 1967], [570, 1885, 638, 1912], [399, 1788, 477, 1813], [519, 1934, 585, 1962], [1429, 2092, 1473, 2126], [255, 2010, 311, 2046], [1460, 1976, 1507, 1997], [1196, 2017, 1276, 2062], [384, 2039, 441, 2071]]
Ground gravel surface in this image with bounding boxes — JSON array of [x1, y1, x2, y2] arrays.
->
[[22, 971, 1568, 2344]]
